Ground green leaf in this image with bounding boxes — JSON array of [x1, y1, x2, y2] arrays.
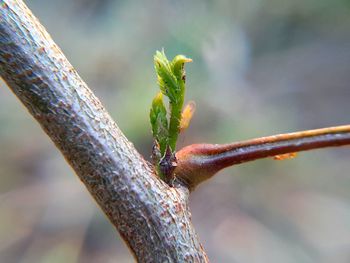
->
[[150, 49, 193, 180], [150, 92, 168, 155], [171, 55, 192, 81], [154, 50, 179, 104]]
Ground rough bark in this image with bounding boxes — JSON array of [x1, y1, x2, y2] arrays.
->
[[0, 0, 208, 262]]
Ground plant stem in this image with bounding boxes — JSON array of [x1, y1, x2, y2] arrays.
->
[[175, 125, 350, 189], [0, 1, 208, 261], [168, 99, 184, 151]]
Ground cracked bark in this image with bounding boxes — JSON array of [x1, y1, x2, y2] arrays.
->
[[0, 0, 209, 262]]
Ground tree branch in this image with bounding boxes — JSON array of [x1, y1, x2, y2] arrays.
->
[[176, 125, 350, 189], [0, 0, 208, 261]]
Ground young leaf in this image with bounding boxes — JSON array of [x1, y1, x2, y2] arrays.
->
[[154, 50, 178, 104], [167, 53, 192, 151], [150, 49, 193, 181], [150, 92, 168, 156], [171, 55, 192, 81]]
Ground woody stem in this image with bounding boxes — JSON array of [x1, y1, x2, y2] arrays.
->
[[175, 125, 350, 189]]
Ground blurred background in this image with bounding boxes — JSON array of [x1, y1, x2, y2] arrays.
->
[[1, 0, 350, 262]]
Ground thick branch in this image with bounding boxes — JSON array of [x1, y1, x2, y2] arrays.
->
[[176, 125, 350, 189], [0, 0, 208, 262]]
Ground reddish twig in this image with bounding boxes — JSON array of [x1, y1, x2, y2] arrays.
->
[[175, 125, 350, 189]]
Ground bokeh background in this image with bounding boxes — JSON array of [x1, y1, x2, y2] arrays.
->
[[1, 0, 350, 262]]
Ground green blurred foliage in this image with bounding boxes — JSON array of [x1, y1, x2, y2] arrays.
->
[[0, 0, 350, 262]]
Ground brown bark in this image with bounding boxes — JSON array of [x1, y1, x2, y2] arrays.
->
[[0, 0, 208, 262]]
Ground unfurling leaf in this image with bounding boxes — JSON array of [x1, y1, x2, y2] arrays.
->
[[154, 50, 178, 103], [150, 49, 193, 181], [150, 92, 168, 156], [171, 55, 192, 82]]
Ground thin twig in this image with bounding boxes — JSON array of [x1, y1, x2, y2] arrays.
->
[[176, 125, 350, 189]]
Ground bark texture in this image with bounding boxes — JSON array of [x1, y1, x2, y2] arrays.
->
[[0, 0, 208, 262]]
